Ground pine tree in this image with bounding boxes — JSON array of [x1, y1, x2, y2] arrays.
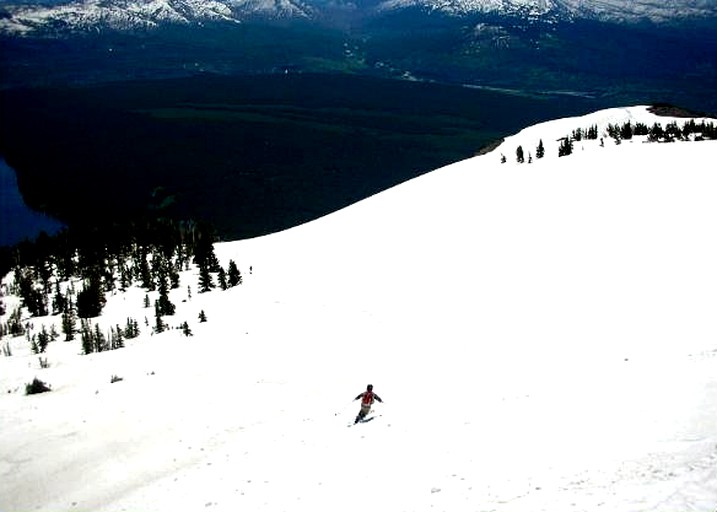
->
[[139, 251, 153, 291], [52, 282, 66, 316], [154, 302, 166, 334], [634, 122, 649, 136], [17, 268, 48, 317], [81, 320, 94, 355], [606, 123, 621, 140], [516, 145, 524, 163], [156, 276, 176, 316], [111, 325, 124, 350], [124, 317, 140, 339], [587, 125, 599, 140], [123, 318, 133, 339], [227, 260, 242, 287], [37, 325, 50, 353], [150, 249, 168, 292], [119, 264, 132, 291], [192, 223, 220, 272], [217, 268, 228, 291], [94, 324, 107, 352], [665, 121, 682, 140], [198, 310, 207, 323], [76, 276, 105, 318], [536, 139, 545, 159], [198, 265, 214, 293], [648, 122, 665, 142], [8, 307, 25, 337], [181, 321, 193, 337], [558, 137, 573, 157]]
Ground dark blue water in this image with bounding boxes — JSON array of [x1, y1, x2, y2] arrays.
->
[[0, 157, 64, 247]]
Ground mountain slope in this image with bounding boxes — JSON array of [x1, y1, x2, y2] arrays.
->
[[561, 0, 717, 24], [378, 0, 717, 23], [0, 0, 312, 35], [1, 106, 716, 512]]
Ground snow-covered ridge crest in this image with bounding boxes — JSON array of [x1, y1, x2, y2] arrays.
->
[[376, 0, 717, 22], [229, 0, 313, 18], [493, 105, 717, 165], [378, 0, 566, 18], [563, 0, 717, 24]]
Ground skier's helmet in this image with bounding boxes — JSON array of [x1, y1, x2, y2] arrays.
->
[[367, 384, 373, 391]]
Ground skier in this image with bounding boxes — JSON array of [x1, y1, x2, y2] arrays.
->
[[354, 384, 383, 424]]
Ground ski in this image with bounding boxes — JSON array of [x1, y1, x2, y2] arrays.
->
[[347, 414, 381, 427]]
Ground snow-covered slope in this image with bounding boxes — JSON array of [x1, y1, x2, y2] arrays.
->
[[1, 106, 717, 512]]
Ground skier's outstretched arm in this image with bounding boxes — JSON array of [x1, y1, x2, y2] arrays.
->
[[374, 394, 383, 403], [354, 393, 364, 400]]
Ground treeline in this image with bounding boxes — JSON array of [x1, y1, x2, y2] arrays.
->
[[502, 119, 717, 164], [603, 119, 717, 144], [0, 217, 242, 353]]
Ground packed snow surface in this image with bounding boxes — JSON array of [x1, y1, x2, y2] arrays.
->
[[1, 106, 716, 512]]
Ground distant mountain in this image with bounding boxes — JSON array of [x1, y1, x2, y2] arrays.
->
[[0, 0, 312, 36], [1, 0, 716, 36], [1, 0, 716, 115], [376, 0, 717, 25], [561, 0, 717, 24]]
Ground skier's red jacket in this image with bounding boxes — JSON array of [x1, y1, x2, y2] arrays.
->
[[355, 390, 383, 407]]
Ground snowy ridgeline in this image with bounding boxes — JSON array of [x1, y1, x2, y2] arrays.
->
[[3, 0, 716, 36], [496, 105, 717, 164], [1, 105, 717, 512]]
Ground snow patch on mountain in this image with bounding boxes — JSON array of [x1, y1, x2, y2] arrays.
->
[[377, 0, 565, 18], [228, 0, 313, 19]]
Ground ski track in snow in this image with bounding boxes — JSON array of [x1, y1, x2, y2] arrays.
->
[[1, 106, 717, 512]]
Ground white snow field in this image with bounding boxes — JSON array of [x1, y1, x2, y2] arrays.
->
[[1, 106, 716, 512]]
